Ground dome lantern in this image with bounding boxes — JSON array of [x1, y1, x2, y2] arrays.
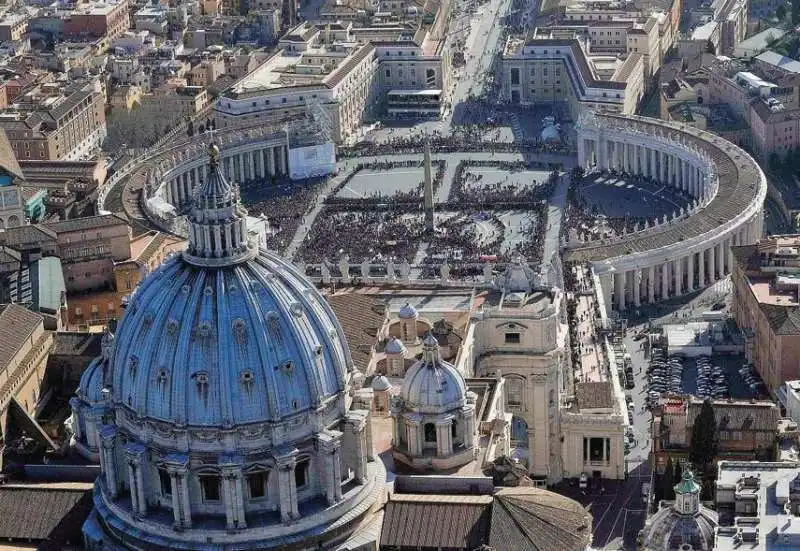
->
[[183, 142, 257, 267]]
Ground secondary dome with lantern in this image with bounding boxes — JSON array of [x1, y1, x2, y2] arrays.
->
[[77, 142, 384, 551], [400, 333, 467, 414]]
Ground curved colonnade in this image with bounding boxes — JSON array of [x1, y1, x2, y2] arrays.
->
[[571, 113, 767, 312], [120, 114, 766, 314]]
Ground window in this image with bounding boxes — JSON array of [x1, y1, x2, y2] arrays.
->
[[385, 69, 390, 77], [200, 475, 220, 501], [295, 459, 309, 488], [510, 68, 520, 85], [507, 379, 523, 405], [159, 469, 172, 496], [247, 472, 267, 499], [424, 423, 437, 443], [505, 332, 521, 344]]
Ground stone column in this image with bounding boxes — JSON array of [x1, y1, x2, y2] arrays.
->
[[248, 151, 255, 180], [317, 430, 343, 505], [674, 257, 683, 296], [614, 271, 625, 310], [268, 147, 276, 176], [436, 417, 454, 457], [221, 457, 246, 530], [708, 244, 716, 282], [69, 398, 83, 441], [728, 236, 735, 275], [698, 249, 706, 286], [346, 411, 369, 484], [256, 149, 265, 179], [166, 456, 192, 530], [578, 138, 587, 165], [124, 443, 147, 518], [276, 451, 299, 523], [687, 253, 695, 292], [99, 425, 119, 498], [648, 265, 655, 303], [238, 154, 246, 183], [717, 241, 725, 277], [461, 405, 476, 450], [661, 262, 669, 299], [633, 269, 641, 307], [406, 419, 421, 456]]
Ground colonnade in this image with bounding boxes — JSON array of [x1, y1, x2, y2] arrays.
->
[[603, 221, 761, 311], [577, 136, 710, 200], [164, 144, 289, 209], [575, 113, 767, 313]]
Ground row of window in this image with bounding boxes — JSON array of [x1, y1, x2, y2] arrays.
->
[[156, 460, 310, 502]]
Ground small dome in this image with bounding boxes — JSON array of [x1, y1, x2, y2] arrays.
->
[[675, 469, 702, 495], [385, 337, 406, 355], [540, 124, 560, 142], [372, 375, 392, 391], [398, 302, 418, 319], [77, 357, 104, 404], [400, 334, 466, 414]]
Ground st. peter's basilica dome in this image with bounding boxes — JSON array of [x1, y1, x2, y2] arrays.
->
[[76, 143, 384, 550]]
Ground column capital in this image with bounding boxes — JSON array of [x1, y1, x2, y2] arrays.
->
[[162, 452, 190, 474], [99, 424, 117, 447], [274, 445, 299, 470], [316, 429, 343, 454], [123, 441, 146, 463]]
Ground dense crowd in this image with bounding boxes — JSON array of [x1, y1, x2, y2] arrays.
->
[[448, 161, 557, 204], [240, 178, 323, 251]]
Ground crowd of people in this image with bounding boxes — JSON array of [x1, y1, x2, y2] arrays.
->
[[325, 160, 446, 208], [296, 210, 423, 263], [448, 161, 557, 205], [240, 178, 323, 251]]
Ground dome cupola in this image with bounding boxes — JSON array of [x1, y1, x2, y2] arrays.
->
[[400, 334, 467, 414], [183, 143, 257, 267]]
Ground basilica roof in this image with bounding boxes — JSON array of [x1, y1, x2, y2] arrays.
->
[[105, 143, 354, 430], [400, 334, 467, 414]]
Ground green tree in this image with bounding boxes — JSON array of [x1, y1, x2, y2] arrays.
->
[[793, 0, 800, 24], [663, 457, 676, 500], [689, 399, 718, 472], [673, 459, 682, 484], [776, 3, 787, 21]]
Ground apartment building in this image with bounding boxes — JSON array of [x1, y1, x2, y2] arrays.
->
[[46, 213, 131, 293], [0, 12, 31, 43], [0, 79, 106, 161], [498, 37, 644, 119], [652, 396, 780, 473], [731, 236, 800, 392], [62, 0, 130, 42], [715, 462, 800, 550], [707, 52, 800, 160]]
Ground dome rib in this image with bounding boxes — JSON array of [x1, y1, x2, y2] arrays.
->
[[235, 264, 281, 423], [172, 268, 206, 426], [215, 269, 235, 427]]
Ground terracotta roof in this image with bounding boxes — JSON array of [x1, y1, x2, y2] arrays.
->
[[490, 487, 592, 551], [380, 495, 491, 549], [0, 303, 43, 369], [326, 294, 386, 371], [0, 224, 57, 247], [575, 381, 613, 409], [759, 303, 800, 335], [381, 487, 591, 551], [50, 331, 102, 357], [0, 127, 22, 180], [687, 399, 779, 432], [0, 484, 92, 542], [46, 212, 128, 234]]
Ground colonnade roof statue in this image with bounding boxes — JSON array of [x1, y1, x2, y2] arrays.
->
[[76, 142, 383, 550]]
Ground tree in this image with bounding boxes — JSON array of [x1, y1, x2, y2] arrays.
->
[[776, 3, 787, 21], [689, 399, 718, 471], [663, 457, 676, 500], [793, 0, 800, 24], [673, 458, 682, 485]]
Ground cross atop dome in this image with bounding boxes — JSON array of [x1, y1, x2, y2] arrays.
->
[[183, 142, 257, 267]]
